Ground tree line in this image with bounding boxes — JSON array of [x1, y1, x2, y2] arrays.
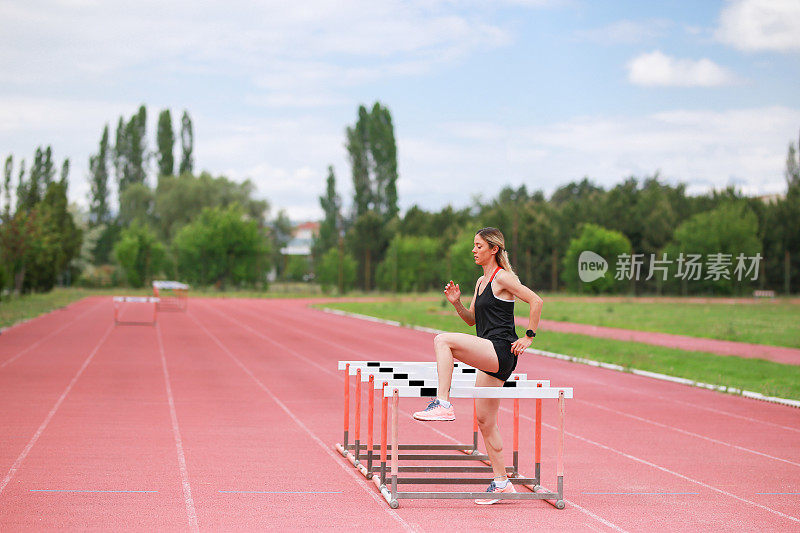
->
[[1, 147, 80, 294], [1, 105, 285, 295], [2, 99, 797, 297], [313, 112, 800, 296]]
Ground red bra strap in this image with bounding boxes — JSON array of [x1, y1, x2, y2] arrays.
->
[[489, 266, 502, 283]]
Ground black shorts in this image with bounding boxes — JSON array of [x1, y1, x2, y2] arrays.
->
[[482, 338, 518, 382]]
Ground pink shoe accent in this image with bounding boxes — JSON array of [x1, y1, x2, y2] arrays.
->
[[475, 481, 516, 504], [412, 399, 455, 421]]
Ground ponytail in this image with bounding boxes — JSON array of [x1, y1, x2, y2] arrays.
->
[[498, 249, 516, 277], [477, 227, 518, 279]]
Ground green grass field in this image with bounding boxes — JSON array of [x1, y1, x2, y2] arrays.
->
[[316, 299, 800, 401], [531, 298, 800, 349]]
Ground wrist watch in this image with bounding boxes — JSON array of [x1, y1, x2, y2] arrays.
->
[[525, 329, 536, 338]]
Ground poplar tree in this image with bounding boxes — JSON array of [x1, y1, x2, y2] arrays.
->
[[344, 102, 399, 290], [114, 116, 126, 187], [179, 110, 193, 175], [3, 155, 11, 218], [89, 125, 111, 226], [15, 160, 26, 213], [346, 105, 371, 217], [60, 158, 69, 186], [43, 146, 55, 186], [127, 105, 147, 188], [368, 102, 399, 219], [26, 148, 43, 209], [156, 109, 175, 176], [314, 165, 341, 259]]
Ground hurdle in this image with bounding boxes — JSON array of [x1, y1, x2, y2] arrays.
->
[[334, 361, 572, 509], [152, 280, 189, 311], [112, 296, 159, 326]]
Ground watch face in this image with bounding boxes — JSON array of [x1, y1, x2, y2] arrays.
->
[[526, 329, 535, 338]]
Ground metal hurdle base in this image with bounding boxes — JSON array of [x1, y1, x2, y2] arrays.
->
[[335, 361, 570, 510]]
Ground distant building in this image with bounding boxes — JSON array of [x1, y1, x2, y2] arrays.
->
[[756, 193, 784, 204], [280, 221, 320, 256]]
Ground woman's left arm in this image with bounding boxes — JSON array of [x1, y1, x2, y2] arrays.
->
[[496, 271, 543, 356]]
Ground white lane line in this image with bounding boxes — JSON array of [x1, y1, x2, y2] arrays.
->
[[208, 302, 624, 533], [578, 400, 800, 468], [30, 489, 158, 493], [235, 301, 800, 464], [0, 323, 114, 496], [156, 323, 199, 533], [202, 301, 628, 532], [198, 303, 339, 379], [188, 308, 420, 533], [321, 306, 800, 410], [300, 306, 800, 525], [0, 299, 106, 370], [210, 300, 373, 361], [397, 408, 628, 532], [234, 298, 421, 355], [507, 407, 800, 525], [643, 394, 800, 435]]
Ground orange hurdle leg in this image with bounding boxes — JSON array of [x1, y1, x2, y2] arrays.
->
[[355, 368, 362, 463], [342, 364, 350, 454], [367, 375, 375, 476]]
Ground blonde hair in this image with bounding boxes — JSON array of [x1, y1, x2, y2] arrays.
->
[[477, 227, 517, 277]]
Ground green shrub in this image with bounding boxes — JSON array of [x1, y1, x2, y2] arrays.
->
[[563, 223, 632, 293], [316, 248, 356, 294]]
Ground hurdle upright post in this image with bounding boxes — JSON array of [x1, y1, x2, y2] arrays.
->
[[367, 374, 375, 477], [390, 388, 399, 509], [472, 400, 479, 452], [354, 368, 362, 464], [342, 364, 350, 456], [535, 382, 542, 485], [380, 382, 388, 486], [513, 383, 520, 476], [555, 390, 566, 509]]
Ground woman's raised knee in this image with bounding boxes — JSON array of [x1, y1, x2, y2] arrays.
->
[[433, 333, 450, 350]]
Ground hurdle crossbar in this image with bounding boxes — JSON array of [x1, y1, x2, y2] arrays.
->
[[112, 296, 159, 326], [334, 361, 571, 510], [152, 280, 189, 311]]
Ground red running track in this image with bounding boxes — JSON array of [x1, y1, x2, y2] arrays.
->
[[0, 296, 799, 531]]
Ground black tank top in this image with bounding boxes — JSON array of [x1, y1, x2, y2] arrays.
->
[[475, 267, 517, 343]]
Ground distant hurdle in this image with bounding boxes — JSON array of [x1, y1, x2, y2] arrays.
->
[[334, 360, 572, 509], [152, 280, 189, 311], [112, 296, 159, 326]]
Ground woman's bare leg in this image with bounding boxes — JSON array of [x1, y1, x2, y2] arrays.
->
[[433, 332, 498, 402], [474, 371, 507, 478]]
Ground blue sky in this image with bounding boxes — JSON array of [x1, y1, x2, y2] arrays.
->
[[1, 0, 799, 221]]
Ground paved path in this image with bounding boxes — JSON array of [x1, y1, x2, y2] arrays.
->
[[520, 318, 800, 365]]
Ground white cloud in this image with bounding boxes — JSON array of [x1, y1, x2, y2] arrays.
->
[[716, 0, 800, 52], [575, 19, 672, 45], [0, 1, 510, 94], [626, 50, 737, 87], [398, 106, 800, 213]]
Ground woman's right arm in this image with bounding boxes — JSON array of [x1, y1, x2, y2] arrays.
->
[[444, 279, 479, 326]]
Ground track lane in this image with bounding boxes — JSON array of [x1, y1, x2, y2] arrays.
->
[[0, 306, 191, 530], [0, 298, 116, 482], [156, 302, 416, 531], [206, 298, 800, 530]]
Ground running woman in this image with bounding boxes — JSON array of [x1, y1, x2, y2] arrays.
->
[[412, 227, 543, 504]]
